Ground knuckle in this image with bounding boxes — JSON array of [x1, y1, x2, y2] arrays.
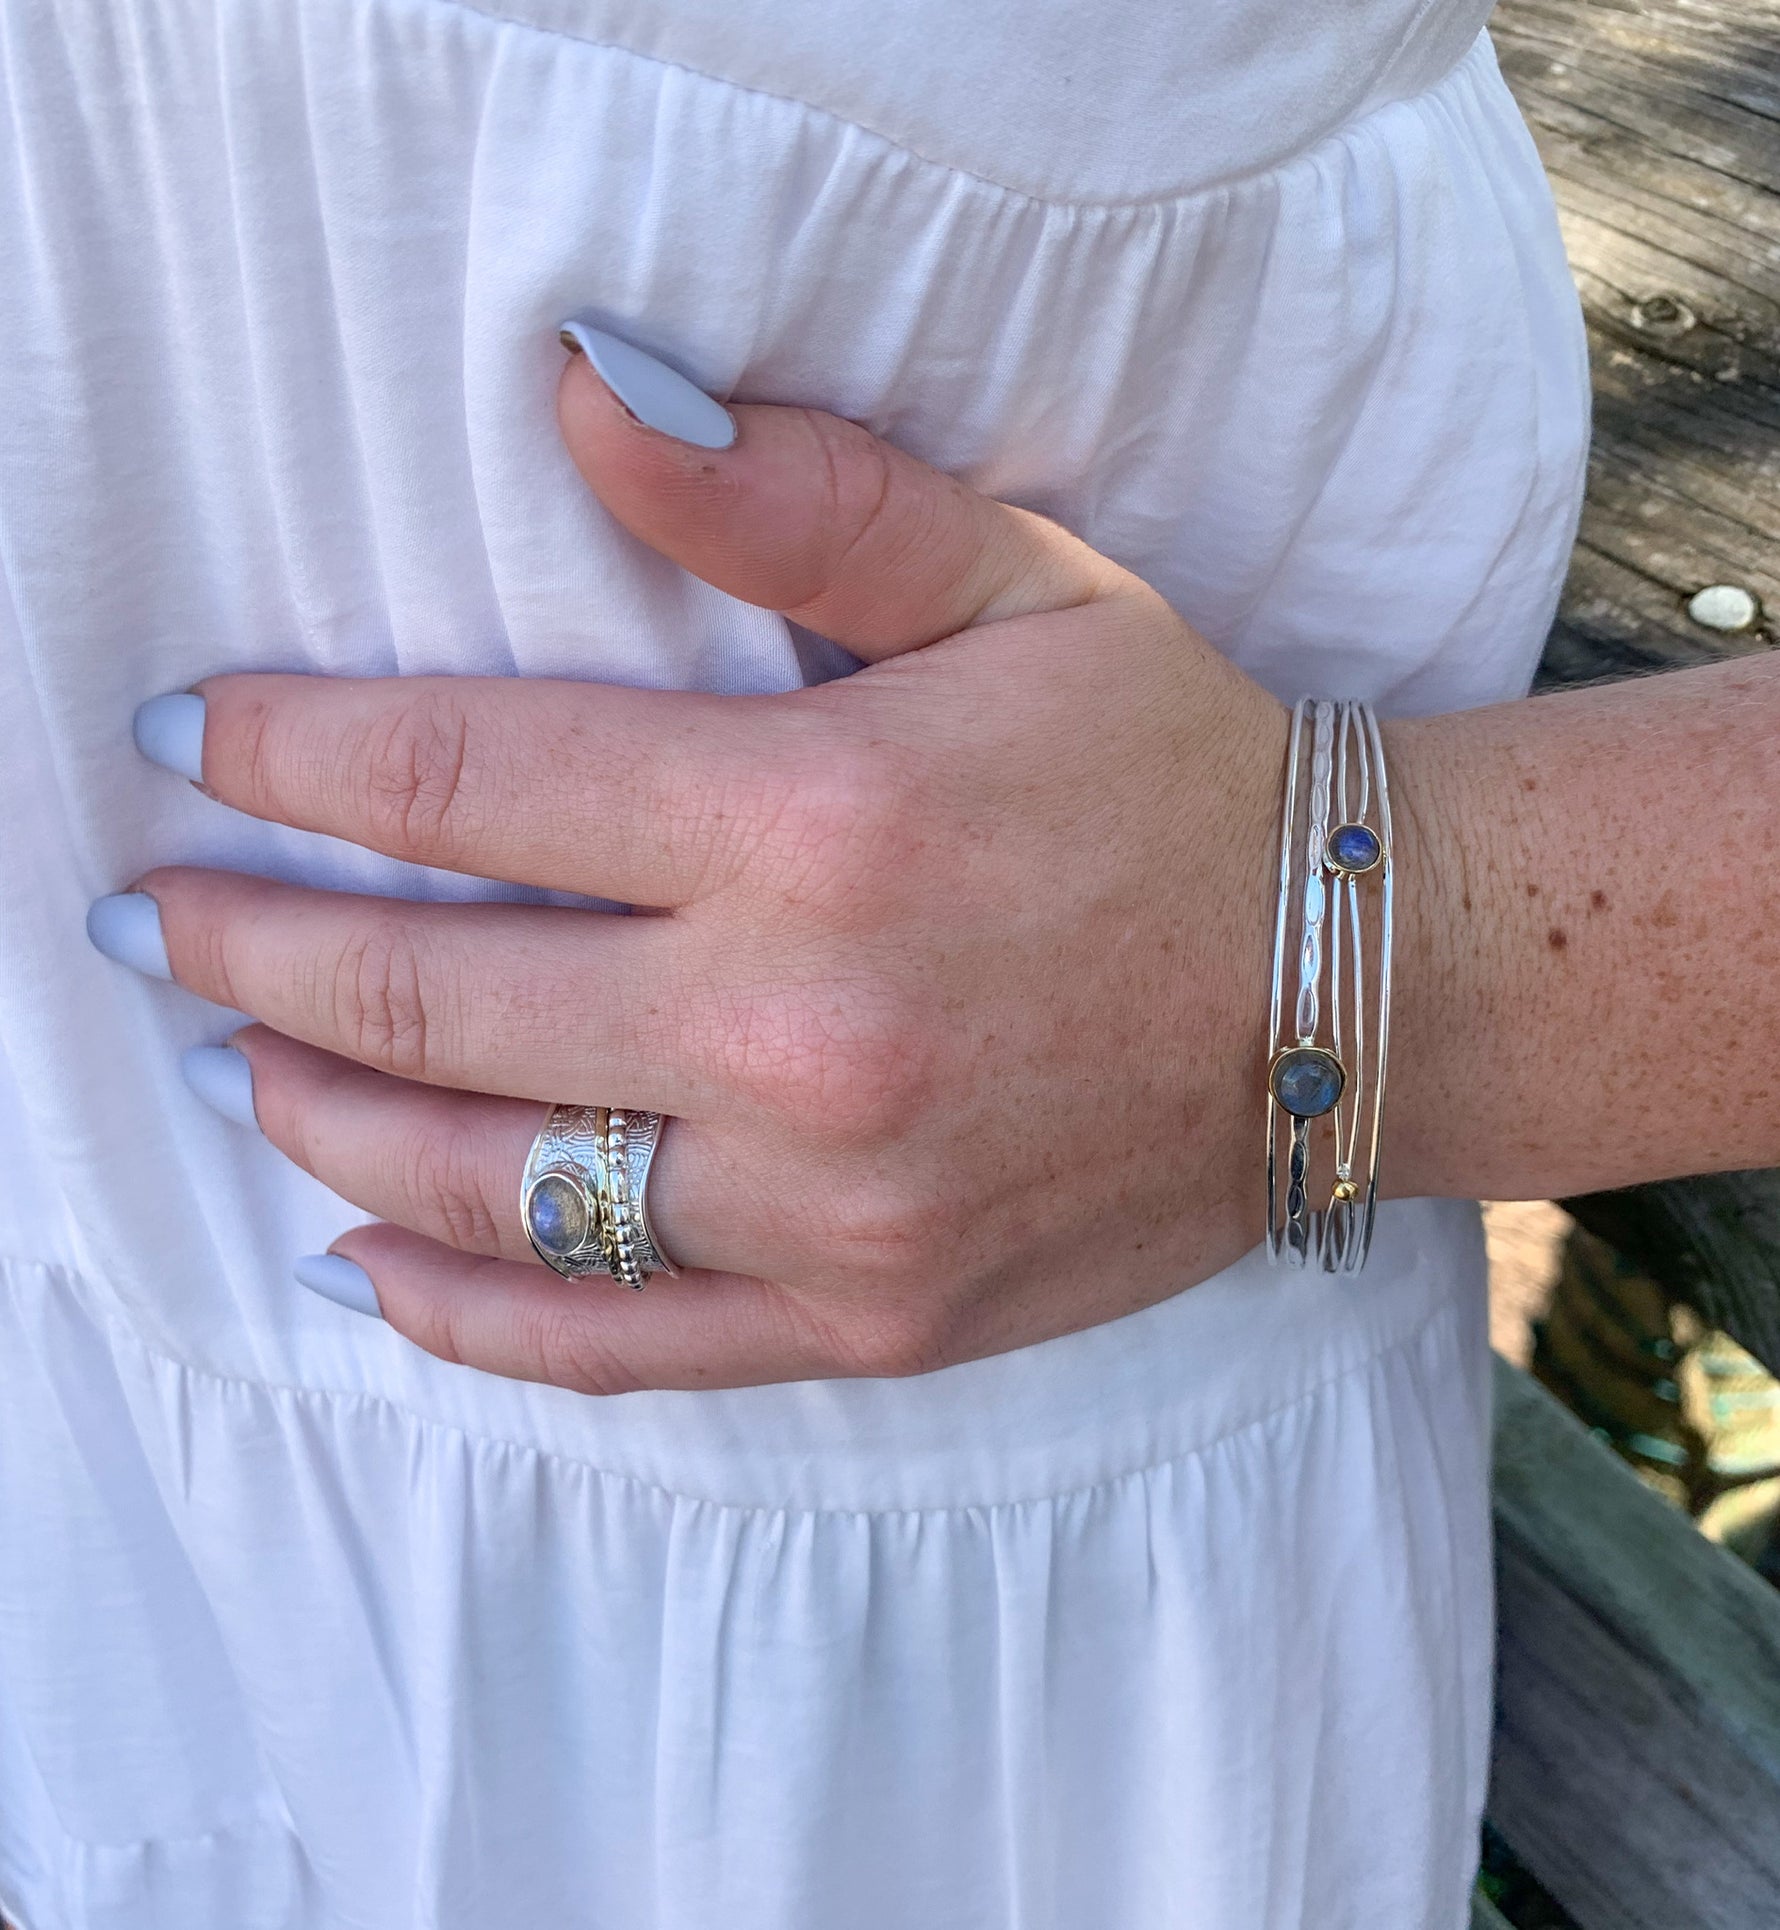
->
[[838, 1299, 955, 1380], [397, 1118, 503, 1253], [135, 869, 242, 1009], [388, 1273, 469, 1369], [824, 1175, 943, 1280], [179, 907, 243, 1012], [809, 412, 898, 576], [751, 738, 929, 912], [405, 1295, 472, 1371], [357, 688, 479, 860], [327, 920, 440, 1080], [526, 1301, 647, 1398], [402, 1283, 643, 1397], [229, 696, 283, 816]]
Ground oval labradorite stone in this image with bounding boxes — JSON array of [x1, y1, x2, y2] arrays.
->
[[1326, 822, 1382, 873], [1270, 1046, 1346, 1119], [527, 1173, 590, 1256]]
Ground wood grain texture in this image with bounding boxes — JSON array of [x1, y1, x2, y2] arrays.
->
[[1493, 0, 1780, 683], [1489, 1359, 1780, 1929]]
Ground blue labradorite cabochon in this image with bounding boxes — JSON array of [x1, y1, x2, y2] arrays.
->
[[526, 1173, 590, 1256], [1326, 823, 1382, 873], [1270, 1046, 1346, 1119]]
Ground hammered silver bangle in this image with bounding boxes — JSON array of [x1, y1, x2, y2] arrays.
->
[[1264, 698, 1394, 1274]]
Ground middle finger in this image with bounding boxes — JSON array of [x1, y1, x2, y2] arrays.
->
[[138, 866, 724, 1115]]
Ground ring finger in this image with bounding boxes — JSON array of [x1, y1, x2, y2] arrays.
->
[[220, 1025, 791, 1283]]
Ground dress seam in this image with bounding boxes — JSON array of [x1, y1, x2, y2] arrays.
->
[[4, 1252, 1465, 1517], [427, 0, 1496, 214]]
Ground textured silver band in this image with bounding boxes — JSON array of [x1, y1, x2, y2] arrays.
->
[[521, 1103, 680, 1287]]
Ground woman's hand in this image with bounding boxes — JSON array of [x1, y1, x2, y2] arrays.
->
[[105, 346, 1292, 1391], [98, 339, 1780, 1393]]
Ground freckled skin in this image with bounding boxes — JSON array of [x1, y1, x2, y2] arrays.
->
[[1386, 659, 1780, 1202]]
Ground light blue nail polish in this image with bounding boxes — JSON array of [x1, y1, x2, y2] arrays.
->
[[133, 692, 207, 782], [181, 1044, 259, 1129], [86, 892, 172, 980], [557, 320, 737, 450], [294, 1253, 383, 1320]]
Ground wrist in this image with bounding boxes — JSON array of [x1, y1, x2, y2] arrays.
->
[[1375, 708, 1521, 1201]]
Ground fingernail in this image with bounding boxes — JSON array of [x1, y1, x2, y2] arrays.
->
[[133, 692, 206, 782], [181, 1044, 259, 1129], [86, 892, 172, 979], [293, 1253, 384, 1321], [557, 320, 737, 450]]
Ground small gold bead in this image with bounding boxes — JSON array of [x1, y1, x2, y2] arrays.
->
[[1332, 1178, 1359, 1203]]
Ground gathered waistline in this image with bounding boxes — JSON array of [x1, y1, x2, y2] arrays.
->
[[2, 1197, 1482, 1514]]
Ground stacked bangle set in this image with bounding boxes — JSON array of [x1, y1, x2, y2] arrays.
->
[[1265, 699, 1393, 1273]]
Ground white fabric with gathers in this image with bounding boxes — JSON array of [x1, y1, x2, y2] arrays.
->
[[0, 1, 1587, 1925]]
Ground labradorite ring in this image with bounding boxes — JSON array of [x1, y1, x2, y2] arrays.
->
[[521, 1104, 681, 1287]]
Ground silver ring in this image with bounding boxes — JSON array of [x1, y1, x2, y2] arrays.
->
[[611, 1108, 681, 1279], [521, 1104, 680, 1287]]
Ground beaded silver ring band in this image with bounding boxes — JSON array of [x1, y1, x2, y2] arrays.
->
[[1264, 698, 1393, 1274]]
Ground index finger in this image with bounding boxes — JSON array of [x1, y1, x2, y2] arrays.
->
[[166, 671, 815, 904]]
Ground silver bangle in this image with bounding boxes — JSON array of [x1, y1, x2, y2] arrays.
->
[[1265, 699, 1393, 1273]]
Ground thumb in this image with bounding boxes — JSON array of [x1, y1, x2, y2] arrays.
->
[[556, 322, 1133, 661]]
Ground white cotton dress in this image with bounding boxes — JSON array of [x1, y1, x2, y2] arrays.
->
[[0, 2, 1588, 1925]]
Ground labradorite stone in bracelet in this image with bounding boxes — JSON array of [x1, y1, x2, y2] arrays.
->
[[1325, 822, 1381, 874], [1269, 1045, 1346, 1119]]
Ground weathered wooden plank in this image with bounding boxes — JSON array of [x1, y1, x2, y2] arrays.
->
[[1497, 0, 1780, 692], [1504, 69, 1780, 258], [1565, 434, 1780, 608], [1538, 538, 1725, 685], [1497, 0, 1780, 156], [1506, 107, 1780, 322], [1488, 1359, 1780, 1929]]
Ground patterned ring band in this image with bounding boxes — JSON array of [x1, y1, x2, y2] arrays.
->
[[521, 1104, 682, 1287]]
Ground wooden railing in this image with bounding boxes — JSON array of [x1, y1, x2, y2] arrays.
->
[[1487, 1352, 1780, 1926]]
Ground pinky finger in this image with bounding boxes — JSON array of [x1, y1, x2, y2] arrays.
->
[[314, 1222, 846, 1395]]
